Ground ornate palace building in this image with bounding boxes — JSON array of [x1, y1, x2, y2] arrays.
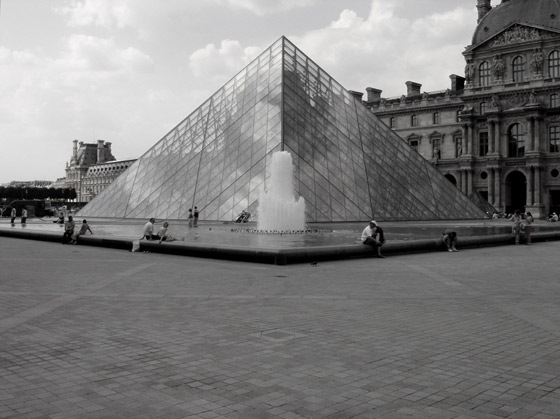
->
[[65, 140, 135, 202], [368, 0, 560, 218]]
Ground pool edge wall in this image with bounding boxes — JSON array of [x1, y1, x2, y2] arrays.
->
[[2, 228, 560, 265]]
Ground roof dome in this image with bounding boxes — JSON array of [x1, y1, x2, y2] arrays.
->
[[472, 0, 560, 47]]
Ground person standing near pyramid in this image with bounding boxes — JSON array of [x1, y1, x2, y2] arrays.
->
[[193, 207, 199, 227], [188, 208, 194, 227]]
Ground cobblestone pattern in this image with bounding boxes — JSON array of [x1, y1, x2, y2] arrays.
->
[[1, 238, 560, 418]]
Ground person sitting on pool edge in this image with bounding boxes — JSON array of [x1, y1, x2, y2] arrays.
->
[[442, 230, 458, 252], [361, 220, 385, 258]]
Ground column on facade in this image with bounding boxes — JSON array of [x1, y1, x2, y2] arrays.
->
[[469, 123, 475, 156], [467, 170, 473, 196], [488, 169, 495, 205], [527, 166, 535, 206], [489, 120, 495, 153], [462, 124, 470, 155], [534, 117, 541, 151], [456, 170, 463, 193], [494, 168, 502, 208], [494, 119, 501, 155], [527, 117, 534, 151], [461, 170, 469, 195], [534, 166, 542, 205]]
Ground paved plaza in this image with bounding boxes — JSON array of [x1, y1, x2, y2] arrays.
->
[[1, 235, 560, 418]]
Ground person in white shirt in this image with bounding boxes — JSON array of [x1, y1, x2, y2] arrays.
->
[[142, 218, 157, 240], [360, 220, 385, 258]]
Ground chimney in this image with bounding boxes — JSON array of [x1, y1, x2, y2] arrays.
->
[[366, 87, 382, 103], [449, 74, 465, 92], [72, 139, 78, 160], [97, 140, 105, 164], [349, 90, 364, 102], [477, 0, 491, 23], [406, 81, 422, 97]]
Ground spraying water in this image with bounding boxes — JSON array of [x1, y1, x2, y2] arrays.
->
[[258, 151, 306, 231]]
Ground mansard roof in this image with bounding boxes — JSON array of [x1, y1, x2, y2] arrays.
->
[[471, 0, 560, 48]]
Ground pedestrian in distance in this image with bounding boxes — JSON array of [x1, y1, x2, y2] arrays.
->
[[193, 207, 199, 227], [188, 208, 194, 228], [523, 211, 534, 245], [510, 209, 524, 245], [62, 216, 76, 244], [21, 208, 27, 225], [361, 220, 385, 258], [442, 230, 458, 252], [10, 207, 16, 225]]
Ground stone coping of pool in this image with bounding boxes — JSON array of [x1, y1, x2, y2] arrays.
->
[[2, 227, 560, 265]]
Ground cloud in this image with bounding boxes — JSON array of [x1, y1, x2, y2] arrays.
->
[[291, 0, 476, 97], [188, 40, 262, 83], [57, 34, 154, 81], [221, 0, 318, 15], [55, 0, 134, 28]]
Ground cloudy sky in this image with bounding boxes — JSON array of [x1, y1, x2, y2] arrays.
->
[[0, 0, 498, 184]]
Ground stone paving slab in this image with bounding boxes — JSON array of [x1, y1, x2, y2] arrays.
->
[[1, 236, 560, 418]]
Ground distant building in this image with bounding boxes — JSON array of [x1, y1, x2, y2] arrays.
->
[[367, 0, 560, 218], [4, 180, 54, 188], [81, 159, 136, 202], [49, 178, 67, 189], [65, 140, 136, 202]]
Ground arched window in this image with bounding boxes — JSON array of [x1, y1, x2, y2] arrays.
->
[[479, 61, 491, 86], [508, 124, 525, 157], [512, 56, 525, 82], [411, 114, 418, 127], [390, 117, 396, 129], [433, 112, 440, 125], [551, 94, 559, 108], [549, 50, 560, 78]]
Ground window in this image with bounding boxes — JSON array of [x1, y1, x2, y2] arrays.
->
[[480, 102, 487, 114], [551, 94, 559, 108], [479, 132, 489, 156], [409, 138, 419, 151], [390, 117, 396, 129], [550, 126, 560, 152], [411, 114, 418, 127], [549, 50, 560, 78], [508, 123, 525, 157], [512, 56, 525, 82], [479, 61, 491, 86], [455, 135, 463, 157], [433, 112, 440, 125]]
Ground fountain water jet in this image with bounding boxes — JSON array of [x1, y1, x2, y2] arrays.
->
[[258, 151, 306, 232]]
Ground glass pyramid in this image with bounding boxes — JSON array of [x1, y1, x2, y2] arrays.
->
[[78, 37, 485, 222]]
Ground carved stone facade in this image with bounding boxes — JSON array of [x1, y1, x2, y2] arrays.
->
[[65, 140, 136, 202], [366, 0, 560, 219]]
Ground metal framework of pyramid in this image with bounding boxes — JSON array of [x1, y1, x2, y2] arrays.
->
[[79, 36, 486, 222]]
